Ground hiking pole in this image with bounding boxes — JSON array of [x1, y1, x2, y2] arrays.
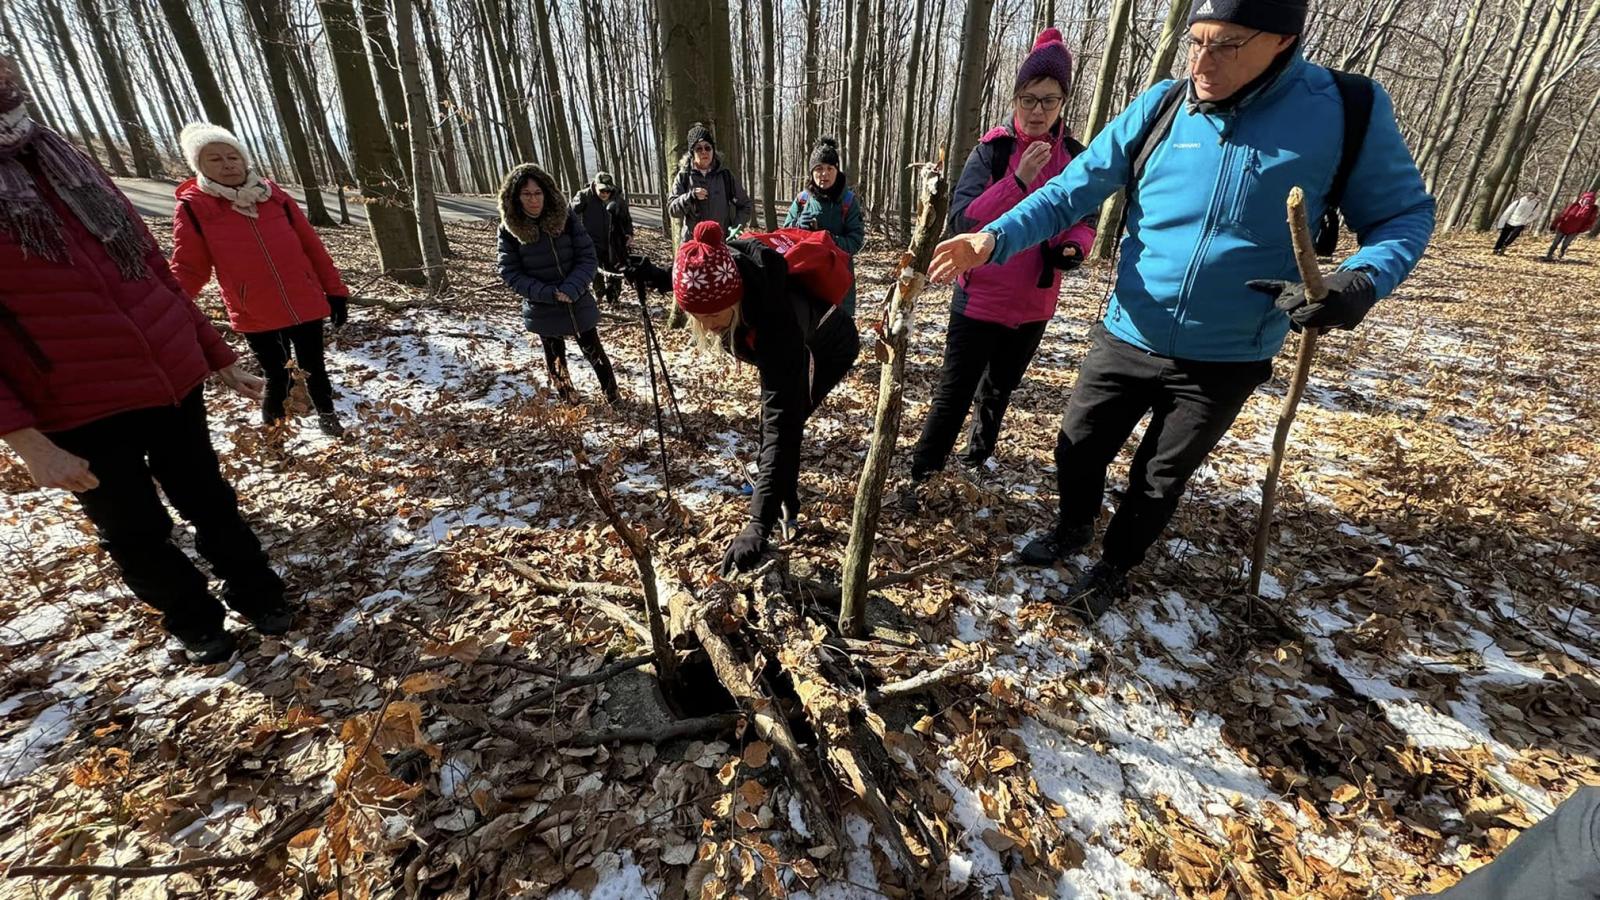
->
[[1247, 187, 1325, 619], [632, 278, 675, 504]]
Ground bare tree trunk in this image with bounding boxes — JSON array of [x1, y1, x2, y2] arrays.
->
[[1092, 0, 1191, 259], [77, 0, 160, 177], [394, 0, 447, 291], [1083, 0, 1136, 142], [1414, 0, 1488, 184], [846, 0, 869, 157], [531, 0, 580, 187], [44, 0, 128, 176], [947, 0, 997, 196], [358, 0, 415, 185], [760, 0, 778, 229], [129, 0, 187, 144], [802, 0, 820, 150], [1, 4, 59, 127], [896, 0, 929, 239], [316, 0, 426, 284], [245, 0, 335, 226], [1545, 79, 1600, 224], [156, 0, 232, 129], [710, 0, 743, 179], [1443, 0, 1539, 228], [417, 0, 464, 195]]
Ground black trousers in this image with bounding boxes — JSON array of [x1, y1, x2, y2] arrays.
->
[[591, 272, 623, 304], [244, 319, 334, 421], [912, 310, 1048, 478], [48, 388, 284, 639], [1548, 232, 1579, 258], [1055, 325, 1271, 570], [1494, 224, 1526, 252], [540, 328, 618, 399]]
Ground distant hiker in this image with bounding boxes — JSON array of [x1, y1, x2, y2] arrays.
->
[[928, 0, 1435, 622], [0, 58, 291, 664], [497, 163, 619, 404], [668, 123, 751, 243], [1546, 191, 1597, 261], [170, 123, 350, 437], [910, 27, 1093, 485], [571, 171, 635, 303], [1422, 786, 1600, 900], [672, 221, 859, 574], [781, 137, 865, 315], [1493, 191, 1541, 254]]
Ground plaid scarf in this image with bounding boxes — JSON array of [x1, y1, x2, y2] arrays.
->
[[0, 107, 151, 281]]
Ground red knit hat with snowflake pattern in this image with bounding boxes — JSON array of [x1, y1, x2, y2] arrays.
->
[[673, 221, 744, 315]]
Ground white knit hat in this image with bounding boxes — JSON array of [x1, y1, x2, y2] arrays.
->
[[179, 122, 249, 174]]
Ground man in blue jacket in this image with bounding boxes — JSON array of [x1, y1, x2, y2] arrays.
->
[[929, 0, 1434, 621]]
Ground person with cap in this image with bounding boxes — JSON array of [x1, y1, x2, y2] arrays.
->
[[781, 137, 866, 316], [668, 123, 751, 243], [570, 171, 635, 304], [1546, 191, 1598, 261], [1493, 189, 1542, 255], [0, 56, 291, 664], [910, 27, 1094, 486], [672, 221, 859, 574], [497, 163, 620, 404], [927, 0, 1435, 622], [170, 122, 352, 438]]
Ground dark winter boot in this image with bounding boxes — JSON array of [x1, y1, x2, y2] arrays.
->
[[317, 412, 345, 437], [176, 627, 238, 665], [1060, 561, 1130, 623], [1017, 521, 1095, 566], [244, 604, 297, 636]]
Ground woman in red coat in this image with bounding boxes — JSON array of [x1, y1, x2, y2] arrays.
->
[[1546, 191, 1598, 261], [0, 58, 288, 663], [170, 123, 351, 436]]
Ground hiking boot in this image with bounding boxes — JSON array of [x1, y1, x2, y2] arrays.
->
[[176, 628, 238, 664], [1060, 561, 1130, 623], [245, 604, 297, 636], [1017, 522, 1094, 566], [317, 412, 345, 437]]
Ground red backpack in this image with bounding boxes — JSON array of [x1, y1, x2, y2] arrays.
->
[[741, 227, 854, 308]]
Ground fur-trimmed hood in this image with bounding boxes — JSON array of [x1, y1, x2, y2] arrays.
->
[[499, 163, 567, 244]]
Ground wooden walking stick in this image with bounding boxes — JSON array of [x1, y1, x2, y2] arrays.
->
[[1247, 187, 1326, 613]]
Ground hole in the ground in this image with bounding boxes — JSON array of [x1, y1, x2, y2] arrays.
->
[[661, 652, 739, 720]]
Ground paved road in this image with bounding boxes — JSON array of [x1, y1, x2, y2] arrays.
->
[[114, 177, 663, 229]]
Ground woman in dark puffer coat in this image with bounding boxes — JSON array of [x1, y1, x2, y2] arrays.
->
[[496, 164, 619, 403]]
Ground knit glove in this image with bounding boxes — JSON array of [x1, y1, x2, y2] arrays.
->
[[327, 295, 349, 328], [796, 211, 819, 231], [1246, 269, 1377, 332], [720, 521, 770, 575]]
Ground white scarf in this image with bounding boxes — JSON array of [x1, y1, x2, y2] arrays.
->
[[198, 171, 271, 218]]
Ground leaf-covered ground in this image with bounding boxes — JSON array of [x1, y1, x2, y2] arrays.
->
[[1, 215, 1596, 899]]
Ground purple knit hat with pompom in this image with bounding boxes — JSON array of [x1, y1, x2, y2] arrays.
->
[[1015, 28, 1073, 96]]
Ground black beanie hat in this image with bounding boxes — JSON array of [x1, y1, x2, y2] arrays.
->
[[808, 136, 841, 170], [1189, 0, 1308, 35], [687, 122, 714, 150]]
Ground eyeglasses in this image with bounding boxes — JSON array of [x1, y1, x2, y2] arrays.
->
[[1183, 31, 1265, 63], [1015, 94, 1065, 112], [693, 143, 713, 153]]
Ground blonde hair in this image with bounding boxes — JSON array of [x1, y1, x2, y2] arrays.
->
[[685, 304, 745, 357]]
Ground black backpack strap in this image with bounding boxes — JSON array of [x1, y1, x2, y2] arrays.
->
[[1127, 79, 1189, 196], [987, 127, 1016, 187], [180, 198, 203, 236], [1326, 70, 1375, 215]]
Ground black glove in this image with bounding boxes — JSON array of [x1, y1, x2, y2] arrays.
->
[[327, 295, 349, 328], [796, 213, 819, 231], [625, 254, 674, 294], [1035, 243, 1083, 288], [1246, 269, 1377, 332], [720, 521, 770, 576]]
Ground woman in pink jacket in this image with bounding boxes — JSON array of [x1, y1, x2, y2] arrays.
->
[[170, 123, 350, 436], [911, 28, 1095, 482]]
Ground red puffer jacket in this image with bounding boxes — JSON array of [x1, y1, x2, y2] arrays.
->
[[0, 155, 237, 436], [1553, 192, 1599, 236], [170, 178, 348, 333]]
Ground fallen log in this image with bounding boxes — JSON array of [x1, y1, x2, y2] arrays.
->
[[505, 559, 653, 645]]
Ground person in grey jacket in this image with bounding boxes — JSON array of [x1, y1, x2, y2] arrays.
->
[[1423, 787, 1599, 900], [668, 123, 751, 242], [496, 164, 619, 404]]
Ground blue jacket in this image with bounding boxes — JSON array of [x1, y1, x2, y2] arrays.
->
[[984, 52, 1435, 362]]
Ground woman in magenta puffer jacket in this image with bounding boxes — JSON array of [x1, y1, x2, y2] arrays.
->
[[170, 123, 351, 436], [911, 28, 1095, 483], [0, 58, 289, 664]]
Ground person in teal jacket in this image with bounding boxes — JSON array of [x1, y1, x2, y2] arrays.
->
[[929, 0, 1434, 622], [781, 137, 865, 315]]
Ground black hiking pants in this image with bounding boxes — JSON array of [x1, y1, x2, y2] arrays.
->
[[244, 319, 334, 422], [912, 310, 1048, 478], [1493, 224, 1526, 253], [48, 388, 284, 640], [540, 328, 618, 401], [1054, 325, 1271, 570]]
